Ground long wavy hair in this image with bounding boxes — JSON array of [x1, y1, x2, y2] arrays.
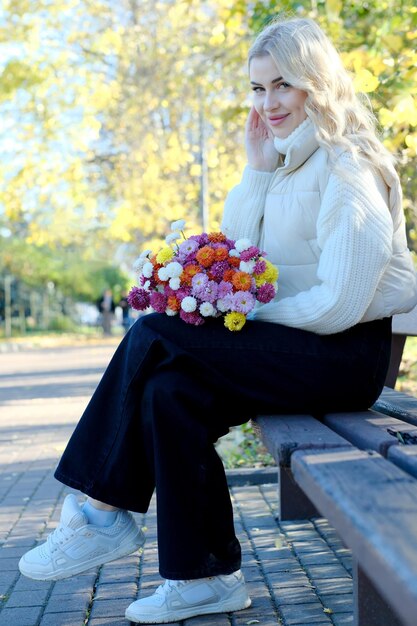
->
[[248, 17, 394, 170]]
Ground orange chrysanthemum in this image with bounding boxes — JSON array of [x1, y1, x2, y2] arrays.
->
[[213, 246, 229, 262], [196, 245, 215, 268], [228, 256, 240, 268], [223, 268, 236, 283], [181, 263, 200, 286], [232, 271, 252, 291], [208, 232, 227, 243], [153, 263, 164, 284], [167, 295, 181, 312]]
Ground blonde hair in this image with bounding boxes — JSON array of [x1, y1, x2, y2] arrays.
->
[[248, 17, 394, 170]]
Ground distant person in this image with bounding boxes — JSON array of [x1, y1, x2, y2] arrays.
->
[[97, 288, 115, 336], [118, 291, 132, 334]]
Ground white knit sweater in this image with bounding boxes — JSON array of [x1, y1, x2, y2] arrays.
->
[[221, 119, 417, 334]]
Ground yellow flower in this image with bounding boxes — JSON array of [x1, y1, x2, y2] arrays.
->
[[156, 247, 174, 264], [224, 312, 246, 332], [255, 259, 279, 286]]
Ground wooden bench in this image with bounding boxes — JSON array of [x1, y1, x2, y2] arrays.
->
[[254, 386, 417, 626]]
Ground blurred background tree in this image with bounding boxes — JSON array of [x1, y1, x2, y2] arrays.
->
[[0, 0, 416, 335]]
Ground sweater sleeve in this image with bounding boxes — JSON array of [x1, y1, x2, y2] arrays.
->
[[221, 166, 274, 245], [253, 153, 394, 334]]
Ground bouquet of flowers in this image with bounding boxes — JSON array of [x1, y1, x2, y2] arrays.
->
[[127, 220, 278, 331]]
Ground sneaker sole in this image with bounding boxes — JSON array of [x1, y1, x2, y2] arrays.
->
[[125, 592, 251, 623], [19, 528, 145, 582]]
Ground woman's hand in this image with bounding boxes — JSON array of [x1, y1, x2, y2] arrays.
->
[[245, 106, 278, 172]]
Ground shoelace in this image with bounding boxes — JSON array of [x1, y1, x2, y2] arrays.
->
[[45, 524, 76, 554], [155, 579, 188, 595]]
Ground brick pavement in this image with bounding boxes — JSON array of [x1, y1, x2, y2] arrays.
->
[[0, 342, 354, 625]]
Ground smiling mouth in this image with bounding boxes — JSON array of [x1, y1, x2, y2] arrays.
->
[[268, 114, 290, 125]]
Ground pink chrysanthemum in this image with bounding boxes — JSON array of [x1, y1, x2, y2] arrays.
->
[[257, 282, 276, 303], [179, 309, 205, 326], [150, 291, 168, 313], [240, 246, 260, 262], [253, 259, 267, 275], [127, 287, 150, 311]]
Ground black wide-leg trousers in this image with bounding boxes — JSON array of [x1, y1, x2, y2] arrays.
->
[[55, 313, 391, 579]]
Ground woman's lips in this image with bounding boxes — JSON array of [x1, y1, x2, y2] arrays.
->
[[268, 114, 290, 126]]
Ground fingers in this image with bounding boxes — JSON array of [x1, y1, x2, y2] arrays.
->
[[246, 105, 260, 128]]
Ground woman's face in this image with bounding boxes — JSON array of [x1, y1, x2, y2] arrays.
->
[[249, 54, 308, 139]]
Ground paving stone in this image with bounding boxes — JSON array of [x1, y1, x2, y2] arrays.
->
[[0, 606, 43, 625], [320, 593, 353, 614], [4, 588, 50, 608], [40, 612, 87, 626], [278, 602, 333, 625], [331, 613, 354, 625], [44, 591, 92, 614], [89, 597, 135, 619]]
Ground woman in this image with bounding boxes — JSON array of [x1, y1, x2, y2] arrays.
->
[[18, 16, 417, 624]]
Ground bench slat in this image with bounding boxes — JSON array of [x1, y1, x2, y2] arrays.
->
[[373, 386, 417, 426], [387, 445, 417, 479], [254, 414, 350, 467], [323, 409, 417, 457], [292, 447, 417, 626]]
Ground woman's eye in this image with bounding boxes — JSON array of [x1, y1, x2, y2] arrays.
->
[[278, 82, 291, 89], [252, 86, 264, 93]]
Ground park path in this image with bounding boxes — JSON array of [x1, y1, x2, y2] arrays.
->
[[0, 339, 353, 625]]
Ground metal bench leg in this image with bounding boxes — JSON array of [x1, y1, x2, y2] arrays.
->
[[278, 466, 320, 520], [353, 559, 402, 626]]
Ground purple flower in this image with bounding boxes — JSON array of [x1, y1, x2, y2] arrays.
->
[[240, 246, 260, 261], [127, 287, 150, 311], [232, 291, 256, 314], [217, 280, 233, 299], [210, 261, 230, 281], [224, 237, 236, 250], [180, 309, 205, 326], [178, 239, 199, 262], [257, 283, 276, 303], [189, 232, 210, 246], [253, 259, 267, 275], [150, 291, 168, 313], [191, 273, 209, 293]]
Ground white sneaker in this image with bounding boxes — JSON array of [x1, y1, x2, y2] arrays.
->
[[18, 494, 145, 581], [125, 570, 251, 623]]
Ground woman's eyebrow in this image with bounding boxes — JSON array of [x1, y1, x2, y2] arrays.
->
[[250, 76, 284, 86]]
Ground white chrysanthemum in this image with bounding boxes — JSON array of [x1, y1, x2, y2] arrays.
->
[[229, 249, 239, 257], [199, 302, 216, 317], [181, 296, 197, 312], [216, 298, 231, 313], [239, 260, 256, 274], [140, 249, 152, 258], [165, 232, 180, 245], [165, 261, 183, 278], [158, 267, 170, 281], [171, 219, 186, 231], [235, 238, 252, 253], [165, 307, 177, 316], [169, 277, 181, 290], [142, 261, 154, 278], [133, 257, 147, 273], [143, 280, 151, 290]]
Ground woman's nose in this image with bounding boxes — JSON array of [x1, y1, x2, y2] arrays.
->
[[264, 90, 279, 111]]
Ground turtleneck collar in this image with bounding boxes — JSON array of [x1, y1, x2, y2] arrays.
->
[[272, 117, 319, 174]]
